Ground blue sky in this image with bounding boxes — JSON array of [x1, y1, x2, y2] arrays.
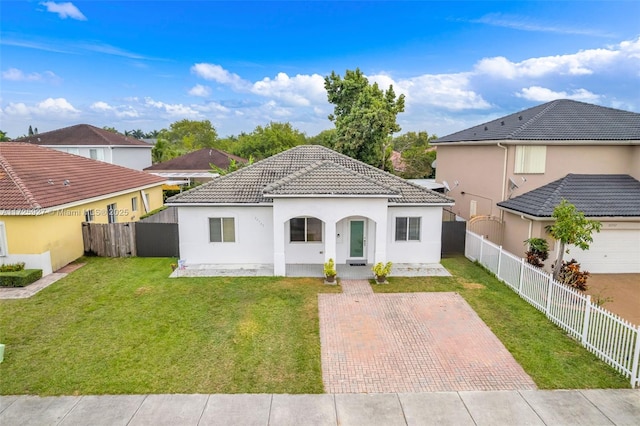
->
[[1, 1, 639, 139]]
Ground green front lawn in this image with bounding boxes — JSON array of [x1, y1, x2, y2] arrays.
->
[[373, 257, 629, 389], [0, 257, 340, 395], [0, 256, 629, 396]]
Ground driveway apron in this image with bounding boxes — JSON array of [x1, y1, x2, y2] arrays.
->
[[319, 280, 537, 393]]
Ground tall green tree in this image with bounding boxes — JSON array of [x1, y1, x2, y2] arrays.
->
[[307, 129, 336, 148], [546, 199, 602, 280], [393, 131, 438, 179], [231, 122, 306, 160], [159, 119, 218, 151], [324, 68, 405, 170], [0, 130, 10, 141]]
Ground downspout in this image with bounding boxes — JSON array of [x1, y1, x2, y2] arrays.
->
[[497, 143, 508, 221], [521, 215, 532, 240]]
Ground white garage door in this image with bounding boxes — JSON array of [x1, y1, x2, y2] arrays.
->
[[570, 229, 640, 273]]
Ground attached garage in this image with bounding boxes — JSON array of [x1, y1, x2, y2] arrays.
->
[[570, 226, 640, 273]]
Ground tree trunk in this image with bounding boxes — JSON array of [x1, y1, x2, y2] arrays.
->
[[553, 241, 565, 280]]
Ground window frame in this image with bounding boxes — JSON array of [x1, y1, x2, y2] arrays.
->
[[131, 197, 138, 212], [514, 145, 546, 174], [209, 217, 236, 243], [289, 217, 323, 243], [107, 203, 117, 224], [84, 209, 95, 223], [395, 216, 421, 242], [0, 221, 7, 257]]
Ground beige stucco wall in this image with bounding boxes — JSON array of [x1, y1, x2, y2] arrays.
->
[[436, 143, 639, 220], [1, 185, 163, 272], [435, 145, 506, 219]]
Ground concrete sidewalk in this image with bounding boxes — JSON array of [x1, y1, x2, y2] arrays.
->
[[1, 390, 638, 425]]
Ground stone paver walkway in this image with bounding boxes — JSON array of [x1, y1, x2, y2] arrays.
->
[[0, 263, 85, 300], [319, 280, 537, 393]]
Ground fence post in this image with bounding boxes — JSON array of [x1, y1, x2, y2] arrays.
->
[[497, 246, 503, 280], [581, 295, 592, 346], [545, 272, 554, 315], [479, 235, 484, 265], [518, 258, 525, 295], [631, 325, 640, 388]]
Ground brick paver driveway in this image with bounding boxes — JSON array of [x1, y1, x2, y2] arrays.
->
[[319, 280, 537, 393]]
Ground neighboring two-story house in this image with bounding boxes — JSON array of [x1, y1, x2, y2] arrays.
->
[[17, 124, 153, 170], [0, 143, 165, 274], [432, 99, 640, 273]]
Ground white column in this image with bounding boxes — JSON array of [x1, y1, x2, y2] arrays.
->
[[374, 219, 387, 264], [273, 217, 286, 276], [324, 220, 336, 263]]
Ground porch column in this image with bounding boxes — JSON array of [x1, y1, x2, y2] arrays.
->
[[273, 219, 286, 276], [374, 219, 387, 264], [324, 220, 336, 263]]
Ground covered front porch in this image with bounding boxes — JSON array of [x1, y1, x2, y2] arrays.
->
[[170, 262, 450, 278]]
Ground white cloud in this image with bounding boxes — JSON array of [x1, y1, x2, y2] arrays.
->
[[2, 68, 60, 83], [144, 97, 202, 118], [369, 72, 491, 111], [188, 84, 211, 97], [251, 73, 326, 106], [37, 97, 80, 114], [3, 97, 80, 117], [516, 86, 601, 103], [191, 63, 249, 90], [40, 2, 87, 21], [90, 101, 139, 118], [474, 38, 638, 79], [472, 13, 612, 37]]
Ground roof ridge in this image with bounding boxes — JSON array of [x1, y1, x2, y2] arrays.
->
[[538, 173, 572, 215], [510, 100, 560, 139], [263, 159, 401, 195], [0, 146, 42, 209]]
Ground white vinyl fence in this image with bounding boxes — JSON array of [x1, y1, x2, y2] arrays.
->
[[465, 230, 640, 388]]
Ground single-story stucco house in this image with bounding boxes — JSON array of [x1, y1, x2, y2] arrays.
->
[[167, 145, 454, 277]]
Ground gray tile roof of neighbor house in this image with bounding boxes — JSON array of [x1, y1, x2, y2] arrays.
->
[[167, 145, 453, 205], [432, 99, 640, 144], [497, 174, 640, 218]]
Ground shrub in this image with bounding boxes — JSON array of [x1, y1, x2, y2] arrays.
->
[[0, 269, 43, 287], [372, 261, 392, 277], [555, 259, 590, 291], [323, 258, 336, 277], [0, 262, 26, 272], [524, 238, 549, 268]]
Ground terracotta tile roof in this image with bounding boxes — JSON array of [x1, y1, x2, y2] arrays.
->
[[168, 145, 453, 205], [0, 143, 165, 211], [16, 124, 150, 146], [144, 148, 247, 171], [497, 174, 640, 217], [433, 99, 640, 144]]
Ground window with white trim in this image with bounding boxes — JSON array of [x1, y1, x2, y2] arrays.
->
[[290, 217, 322, 242], [0, 221, 7, 257], [89, 148, 105, 161], [131, 197, 138, 212], [209, 218, 235, 243], [395, 217, 421, 241], [107, 203, 117, 224], [515, 145, 546, 173], [84, 209, 95, 222]]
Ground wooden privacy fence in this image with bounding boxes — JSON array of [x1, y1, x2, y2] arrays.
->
[[82, 222, 136, 257], [82, 222, 179, 258], [466, 230, 640, 388]]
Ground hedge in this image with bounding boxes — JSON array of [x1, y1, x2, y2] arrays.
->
[[0, 269, 43, 287]]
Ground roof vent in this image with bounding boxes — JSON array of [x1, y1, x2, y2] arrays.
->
[[47, 179, 54, 185], [518, 115, 523, 120], [484, 126, 488, 131], [501, 121, 505, 126], [63, 179, 71, 186]]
